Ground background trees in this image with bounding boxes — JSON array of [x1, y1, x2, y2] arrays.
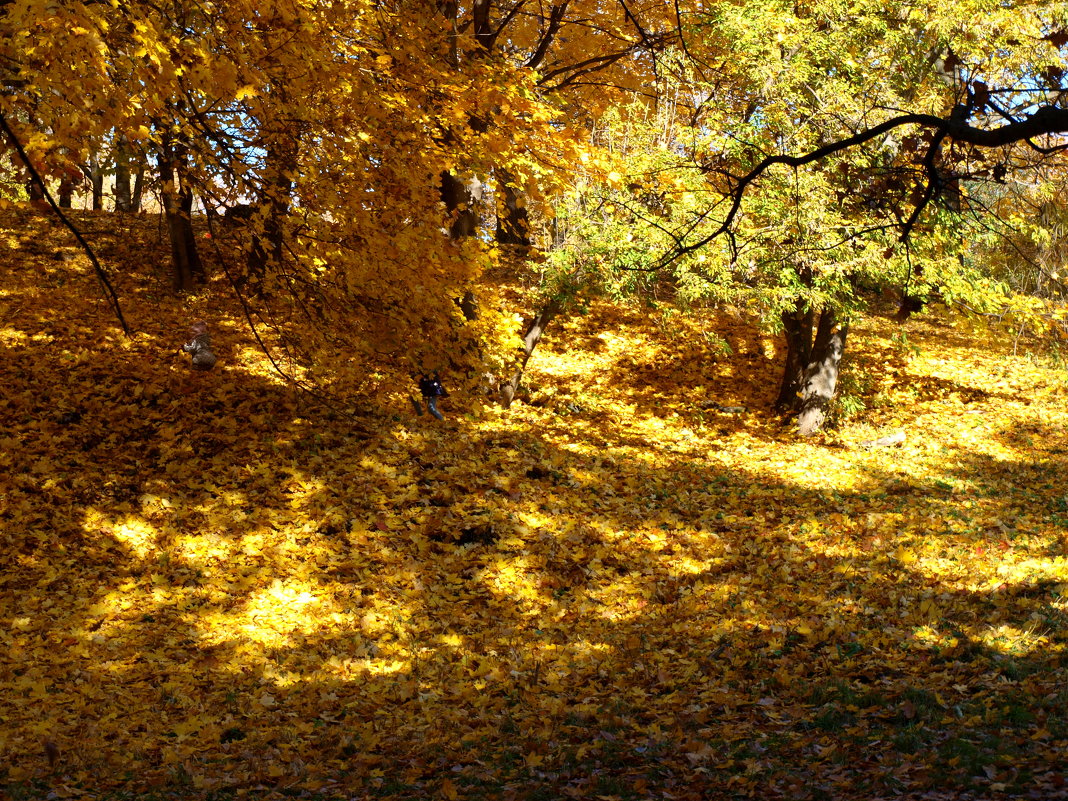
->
[[2, 0, 1066, 430], [538, 0, 1068, 430]]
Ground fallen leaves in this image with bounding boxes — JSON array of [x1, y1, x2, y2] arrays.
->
[[0, 211, 1067, 798]]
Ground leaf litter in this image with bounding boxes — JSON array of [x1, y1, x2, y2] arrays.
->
[[1, 210, 1067, 799]]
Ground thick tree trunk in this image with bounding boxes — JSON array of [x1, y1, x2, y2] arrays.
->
[[796, 310, 849, 437], [114, 136, 132, 212], [775, 299, 814, 411], [160, 137, 204, 292], [775, 301, 849, 436], [164, 197, 196, 291], [495, 171, 530, 247], [440, 171, 483, 239], [500, 296, 562, 408]]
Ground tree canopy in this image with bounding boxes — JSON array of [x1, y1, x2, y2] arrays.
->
[[2, 0, 1067, 420]]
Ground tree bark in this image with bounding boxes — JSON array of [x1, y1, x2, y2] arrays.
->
[[796, 310, 849, 436], [500, 296, 562, 408], [457, 290, 478, 321], [114, 136, 132, 212], [132, 162, 145, 212], [87, 153, 104, 210], [57, 174, 73, 208], [160, 135, 204, 292], [441, 171, 483, 239], [25, 175, 46, 208], [495, 170, 530, 247], [774, 298, 850, 435], [774, 299, 814, 411]]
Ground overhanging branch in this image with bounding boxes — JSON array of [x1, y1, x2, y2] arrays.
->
[[0, 110, 130, 334], [667, 106, 1068, 267]]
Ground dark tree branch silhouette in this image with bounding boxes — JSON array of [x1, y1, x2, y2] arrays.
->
[[0, 110, 129, 334], [664, 104, 1068, 268]]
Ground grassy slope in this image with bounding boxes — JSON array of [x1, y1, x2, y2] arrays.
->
[[1, 209, 1067, 800]]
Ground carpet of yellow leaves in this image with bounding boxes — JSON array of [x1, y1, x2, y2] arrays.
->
[[1, 210, 1067, 799]]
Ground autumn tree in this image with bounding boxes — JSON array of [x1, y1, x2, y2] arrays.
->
[[0, 0, 208, 287], [3, 0, 1067, 423], [546, 0, 1068, 433], [0, 0, 699, 396]]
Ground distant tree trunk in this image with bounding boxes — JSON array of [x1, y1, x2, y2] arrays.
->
[[58, 175, 73, 207], [26, 176, 46, 208], [776, 303, 849, 436], [132, 162, 145, 212], [495, 171, 530, 248], [247, 136, 295, 283], [160, 135, 204, 291], [441, 171, 483, 239], [86, 153, 105, 210], [500, 296, 563, 408], [114, 136, 132, 212]]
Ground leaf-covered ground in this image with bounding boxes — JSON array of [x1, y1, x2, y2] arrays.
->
[[2, 210, 1067, 800]]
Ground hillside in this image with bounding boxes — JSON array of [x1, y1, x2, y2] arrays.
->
[[1, 209, 1067, 800]]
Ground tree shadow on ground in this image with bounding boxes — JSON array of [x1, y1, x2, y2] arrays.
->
[[4, 374, 1068, 800], [3, 223, 1068, 800]]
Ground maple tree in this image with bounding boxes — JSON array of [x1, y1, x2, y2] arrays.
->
[[3, 15, 1068, 801], [0, 0, 687, 396]]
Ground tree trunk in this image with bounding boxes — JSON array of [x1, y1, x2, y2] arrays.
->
[[796, 310, 849, 437], [457, 290, 478, 321], [164, 195, 196, 291], [87, 153, 105, 210], [26, 175, 46, 208], [500, 296, 562, 408], [160, 136, 204, 291], [114, 136, 132, 212], [441, 171, 483, 239], [132, 162, 145, 212], [774, 299, 814, 411], [58, 175, 73, 208], [495, 171, 530, 247], [775, 300, 849, 436], [247, 137, 295, 283]]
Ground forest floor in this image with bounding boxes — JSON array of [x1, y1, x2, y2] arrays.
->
[[1, 209, 1068, 800]]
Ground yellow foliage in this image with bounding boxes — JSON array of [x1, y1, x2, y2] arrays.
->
[[0, 211, 1066, 796]]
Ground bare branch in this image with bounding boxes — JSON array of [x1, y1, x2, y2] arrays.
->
[[0, 110, 130, 335], [524, 1, 567, 70], [667, 106, 1068, 266]]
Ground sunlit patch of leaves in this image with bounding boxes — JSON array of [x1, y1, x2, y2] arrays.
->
[[1, 210, 1067, 799]]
